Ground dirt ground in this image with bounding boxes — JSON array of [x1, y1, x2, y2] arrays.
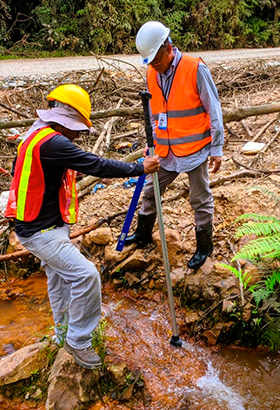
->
[[1, 56, 280, 278]]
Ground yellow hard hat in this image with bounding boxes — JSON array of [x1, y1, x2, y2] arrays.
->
[[47, 84, 92, 128]]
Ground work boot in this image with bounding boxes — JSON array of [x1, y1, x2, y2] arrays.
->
[[64, 340, 102, 369], [187, 223, 213, 270], [125, 213, 156, 245]]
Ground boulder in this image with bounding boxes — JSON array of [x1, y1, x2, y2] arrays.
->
[[104, 243, 137, 264], [170, 268, 185, 287], [203, 323, 223, 345], [85, 227, 113, 245], [112, 249, 148, 273], [106, 362, 127, 387], [0, 342, 55, 386], [184, 312, 200, 325], [153, 229, 183, 266], [45, 348, 100, 410], [6, 231, 25, 253]]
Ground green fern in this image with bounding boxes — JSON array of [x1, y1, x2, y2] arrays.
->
[[265, 270, 280, 292], [250, 288, 272, 308], [230, 208, 280, 349], [261, 320, 280, 351], [232, 234, 280, 261], [219, 263, 251, 290], [232, 213, 280, 261], [235, 221, 280, 238]]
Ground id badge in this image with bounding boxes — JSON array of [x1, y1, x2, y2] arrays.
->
[[158, 113, 167, 130]]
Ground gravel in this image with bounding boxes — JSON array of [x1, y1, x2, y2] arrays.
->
[[1, 48, 280, 79]]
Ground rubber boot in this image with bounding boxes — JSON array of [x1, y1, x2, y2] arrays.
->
[[187, 223, 213, 270], [125, 213, 156, 245]]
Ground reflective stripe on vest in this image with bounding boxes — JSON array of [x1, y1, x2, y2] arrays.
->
[[17, 127, 55, 220], [5, 126, 78, 223], [147, 55, 212, 157], [69, 170, 77, 223]]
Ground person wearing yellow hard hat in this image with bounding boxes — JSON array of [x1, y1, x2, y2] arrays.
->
[[125, 21, 224, 271], [5, 84, 160, 369]]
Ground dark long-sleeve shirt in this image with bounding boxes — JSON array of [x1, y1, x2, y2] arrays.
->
[[15, 133, 144, 237]]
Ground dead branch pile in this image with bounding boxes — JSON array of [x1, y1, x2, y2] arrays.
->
[[2, 56, 280, 258]]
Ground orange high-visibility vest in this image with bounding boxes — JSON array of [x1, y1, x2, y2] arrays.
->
[[5, 126, 78, 224], [147, 55, 212, 158]]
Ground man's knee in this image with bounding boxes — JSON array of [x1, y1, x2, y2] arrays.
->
[[143, 185, 155, 200]]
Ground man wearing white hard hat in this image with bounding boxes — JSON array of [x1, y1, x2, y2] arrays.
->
[[5, 84, 160, 369], [125, 21, 224, 271]]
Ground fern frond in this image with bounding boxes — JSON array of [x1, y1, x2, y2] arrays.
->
[[235, 213, 280, 224], [265, 270, 280, 291], [251, 288, 272, 308], [235, 221, 280, 238], [218, 263, 240, 276], [232, 234, 280, 261]]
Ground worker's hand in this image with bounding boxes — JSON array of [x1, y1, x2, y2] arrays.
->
[[209, 156, 222, 173], [143, 155, 160, 174]]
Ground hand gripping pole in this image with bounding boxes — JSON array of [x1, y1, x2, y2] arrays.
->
[[139, 91, 182, 347]]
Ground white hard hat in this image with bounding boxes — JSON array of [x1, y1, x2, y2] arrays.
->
[[136, 21, 170, 65]]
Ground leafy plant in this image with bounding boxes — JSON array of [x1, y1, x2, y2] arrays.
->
[[226, 210, 280, 350], [219, 263, 251, 290], [260, 317, 280, 351], [232, 213, 280, 261], [0, 0, 11, 43], [92, 317, 108, 364], [3, 0, 280, 54]]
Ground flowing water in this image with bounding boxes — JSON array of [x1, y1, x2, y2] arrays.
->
[[1, 273, 280, 409]]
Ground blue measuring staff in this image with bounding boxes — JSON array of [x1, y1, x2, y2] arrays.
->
[[116, 172, 146, 252]]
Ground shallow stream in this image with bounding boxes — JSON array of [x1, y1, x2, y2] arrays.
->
[[1, 273, 280, 409]]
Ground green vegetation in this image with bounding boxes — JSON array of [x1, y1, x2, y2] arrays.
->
[[1, 0, 280, 57], [92, 317, 108, 364], [222, 211, 280, 351]]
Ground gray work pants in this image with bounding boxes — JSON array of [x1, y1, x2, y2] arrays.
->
[[18, 225, 101, 349], [141, 160, 214, 229]]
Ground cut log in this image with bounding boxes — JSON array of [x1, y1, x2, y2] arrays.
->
[[222, 102, 280, 123], [3, 102, 280, 130]]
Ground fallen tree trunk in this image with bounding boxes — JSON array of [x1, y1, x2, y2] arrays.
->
[[210, 169, 261, 186], [222, 102, 280, 123], [2, 102, 280, 130], [0, 107, 143, 130]]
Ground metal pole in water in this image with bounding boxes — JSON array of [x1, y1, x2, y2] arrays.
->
[[139, 91, 183, 347]]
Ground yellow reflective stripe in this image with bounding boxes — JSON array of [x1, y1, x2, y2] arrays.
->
[[17, 140, 23, 155], [17, 128, 54, 221], [68, 174, 77, 223]]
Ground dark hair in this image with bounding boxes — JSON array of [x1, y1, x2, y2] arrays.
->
[[48, 100, 56, 108]]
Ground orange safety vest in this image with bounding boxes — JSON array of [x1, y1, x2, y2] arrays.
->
[[147, 55, 212, 158], [5, 126, 78, 224]]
